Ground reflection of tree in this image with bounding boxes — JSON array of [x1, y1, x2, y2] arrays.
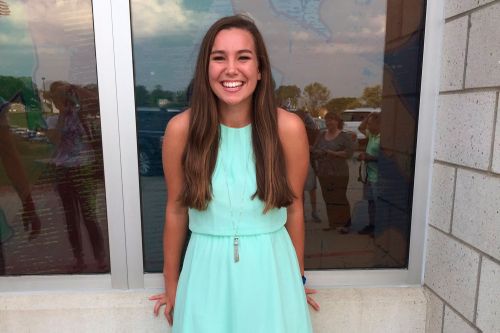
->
[[0, 76, 40, 110], [303, 82, 330, 117], [0, 76, 43, 130], [359, 85, 382, 108], [323, 97, 361, 114], [301, 83, 381, 115], [134, 85, 150, 107], [275, 85, 301, 108], [150, 84, 173, 105], [134, 84, 189, 108]]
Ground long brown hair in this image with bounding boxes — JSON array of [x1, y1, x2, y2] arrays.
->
[[182, 14, 294, 212]]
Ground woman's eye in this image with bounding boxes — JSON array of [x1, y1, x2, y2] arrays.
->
[[239, 56, 251, 61], [211, 56, 224, 61]]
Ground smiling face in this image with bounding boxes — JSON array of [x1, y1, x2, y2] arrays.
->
[[208, 28, 261, 112]]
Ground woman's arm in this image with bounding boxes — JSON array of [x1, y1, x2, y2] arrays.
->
[[326, 150, 349, 158], [150, 111, 190, 326], [278, 110, 307, 274], [358, 114, 371, 136], [278, 108, 320, 311]]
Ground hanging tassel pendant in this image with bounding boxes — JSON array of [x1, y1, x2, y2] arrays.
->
[[233, 237, 239, 263]]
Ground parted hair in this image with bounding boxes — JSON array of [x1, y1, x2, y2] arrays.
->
[[181, 14, 294, 212]]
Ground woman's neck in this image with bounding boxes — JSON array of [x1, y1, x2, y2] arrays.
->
[[218, 103, 252, 128], [327, 128, 341, 137]]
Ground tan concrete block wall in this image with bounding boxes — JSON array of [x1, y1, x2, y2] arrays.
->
[[425, 1, 500, 332]]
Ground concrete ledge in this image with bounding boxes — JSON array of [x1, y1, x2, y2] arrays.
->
[[311, 287, 426, 333], [0, 287, 426, 333]]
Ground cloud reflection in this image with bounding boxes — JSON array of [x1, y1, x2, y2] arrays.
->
[[130, 0, 217, 38]]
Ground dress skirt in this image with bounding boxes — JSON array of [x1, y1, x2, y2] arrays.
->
[[172, 226, 313, 333]]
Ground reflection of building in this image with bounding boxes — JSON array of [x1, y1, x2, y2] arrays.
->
[[6, 103, 25, 113]]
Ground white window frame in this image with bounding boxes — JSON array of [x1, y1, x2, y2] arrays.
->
[[0, 0, 444, 291]]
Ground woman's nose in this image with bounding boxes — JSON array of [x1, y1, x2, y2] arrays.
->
[[226, 59, 237, 75]]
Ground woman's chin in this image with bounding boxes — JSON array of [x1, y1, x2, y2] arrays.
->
[[218, 97, 252, 109]]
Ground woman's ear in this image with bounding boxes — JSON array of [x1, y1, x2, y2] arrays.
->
[[258, 71, 261, 80]]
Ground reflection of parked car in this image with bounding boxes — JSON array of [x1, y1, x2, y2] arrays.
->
[[29, 131, 49, 143], [10, 126, 27, 136], [341, 108, 380, 140], [136, 107, 183, 176]]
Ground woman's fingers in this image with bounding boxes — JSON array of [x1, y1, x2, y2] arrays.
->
[[305, 287, 320, 311], [150, 293, 174, 325], [149, 293, 163, 300], [307, 296, 320, 311], [305, 287, 317, 295], [150, 293, 167, 316], [164, 304, 173, 326], [153, 299, 164, 317]]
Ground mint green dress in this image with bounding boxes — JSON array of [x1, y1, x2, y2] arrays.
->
[[173, 124, 313, 333]]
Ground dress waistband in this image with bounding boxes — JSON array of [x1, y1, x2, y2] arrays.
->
[[190, 225, 286, 237]]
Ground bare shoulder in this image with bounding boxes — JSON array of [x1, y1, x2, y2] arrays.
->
[[277, 107, 305, 137], [165, 109, 190, 139], [163, 109, 190, 159]]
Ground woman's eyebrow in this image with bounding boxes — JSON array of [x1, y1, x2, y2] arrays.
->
[[210, 49, 254, 55], [237, 49, 253, 54], [210, 50, 225, 55]]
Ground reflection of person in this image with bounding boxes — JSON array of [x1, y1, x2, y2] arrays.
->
[[0, 95, 41, 274], [295, 109, 321, 223], [46, 81, 106, 272], [357, 112, 381, 236], [150, 15, 318, 331], [0, 94, 41, 237], [312, 111, 354, 231]]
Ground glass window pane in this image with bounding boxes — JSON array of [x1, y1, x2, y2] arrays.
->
[[131, 0, 426, 272], [0, 0, 110, 275]]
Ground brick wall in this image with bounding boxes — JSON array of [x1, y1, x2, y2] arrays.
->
[[425, 1, 500, 332]]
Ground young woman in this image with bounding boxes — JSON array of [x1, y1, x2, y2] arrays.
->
[[150, 15, 319, 332]]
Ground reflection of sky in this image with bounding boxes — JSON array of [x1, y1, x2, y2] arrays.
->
[[131, 0, 387, 97], [1, 0, 388, 98], [0, 1, 34, 77], [0, 0, 97, 88]]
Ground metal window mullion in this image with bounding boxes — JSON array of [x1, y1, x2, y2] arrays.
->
[[407, 0, 445, 285], [92, 0, 129, 289], [108, 0, 145, 289]]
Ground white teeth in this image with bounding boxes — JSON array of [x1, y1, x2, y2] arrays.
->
[[222, 81, 243, 88]]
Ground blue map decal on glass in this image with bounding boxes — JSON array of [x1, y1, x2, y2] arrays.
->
[[269, 0, 331, 40]]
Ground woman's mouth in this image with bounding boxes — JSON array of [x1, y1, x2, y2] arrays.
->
[[221, 81, 244, 89]]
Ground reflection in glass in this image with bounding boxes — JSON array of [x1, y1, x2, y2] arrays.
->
[[131, 0, 425, 271], [0, 0, 109, 275], [311, 112, 354, 231]]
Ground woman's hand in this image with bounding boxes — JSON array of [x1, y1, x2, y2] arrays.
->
[[305, 287, 320, 311], [312, 148, 327, 159], [149, 292, 175, 326], [358, 152, 375, 162], [326, 150, 338, 157]]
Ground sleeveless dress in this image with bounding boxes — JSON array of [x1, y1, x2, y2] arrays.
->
[[172, 124, 313, 333]]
